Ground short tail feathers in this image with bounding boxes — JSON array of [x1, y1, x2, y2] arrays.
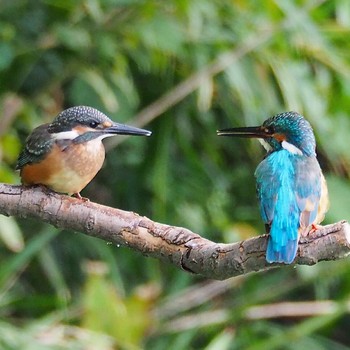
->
[[266, 237, 298, 264]]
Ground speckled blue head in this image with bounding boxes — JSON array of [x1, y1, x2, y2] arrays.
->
[[217, 111, 316, 157], [48, 106, 112, 133], [45, 105, 151, 141], [263, 112, 316, 157]]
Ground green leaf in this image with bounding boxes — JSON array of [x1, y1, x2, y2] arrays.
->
[[0, 42, 13, 71], [324, 175, 350, 222], [54, 25, 91, 50], [0, 216, 24, 252], [0, 227, 58, 290]]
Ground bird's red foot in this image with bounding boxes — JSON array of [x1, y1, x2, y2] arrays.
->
[[309, 223, 323, 235], [73, 192, 90, 202]]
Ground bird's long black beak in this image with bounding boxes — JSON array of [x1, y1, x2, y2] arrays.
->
[[106, 123, 152, 136], [217, 126, 271, 139]]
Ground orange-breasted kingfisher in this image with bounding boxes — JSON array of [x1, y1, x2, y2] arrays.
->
[[16, 106, 152, 199], [217, 111, 329, 264]]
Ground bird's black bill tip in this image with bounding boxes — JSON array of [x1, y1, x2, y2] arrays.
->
[[217, 129, 233, 136], [217, 126, 271, 138], [107, 123, 152, 136]]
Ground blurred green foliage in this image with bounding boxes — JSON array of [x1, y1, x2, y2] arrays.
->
[[1, 0, 350, 348]]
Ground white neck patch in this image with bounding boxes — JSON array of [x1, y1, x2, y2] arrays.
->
[[281, 140, 303, 155], [53, 130, 80, 140], [258, 139, 272, 152], [53, 130, 113, 142]]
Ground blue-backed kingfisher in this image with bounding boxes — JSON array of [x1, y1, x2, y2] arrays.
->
[[217, 111, 329, 264], [16, 106, 151, 199]]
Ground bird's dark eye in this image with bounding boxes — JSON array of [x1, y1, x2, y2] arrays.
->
[[264, 126, 274, 134], [89, 121, 99, 128]]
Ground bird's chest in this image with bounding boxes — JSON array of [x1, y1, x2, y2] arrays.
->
[[44, 139, 106, 194], [59, 140, 105, 177]]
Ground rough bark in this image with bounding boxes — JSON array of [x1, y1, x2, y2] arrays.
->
[[0, 183, 349, 280]]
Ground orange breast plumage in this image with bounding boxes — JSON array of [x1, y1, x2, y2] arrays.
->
[[20, 139, 105, 195]]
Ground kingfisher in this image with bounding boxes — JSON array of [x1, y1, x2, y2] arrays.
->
[[16, 106, 152, 199], [217, 111, 329, 264]]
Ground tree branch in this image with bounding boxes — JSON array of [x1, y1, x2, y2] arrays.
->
[[0, 183, 349, 280]]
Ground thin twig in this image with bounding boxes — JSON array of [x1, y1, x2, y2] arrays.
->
[[105, 0, 327, 150], [105, 27, 275, 150], [245, 300, 350, 319]]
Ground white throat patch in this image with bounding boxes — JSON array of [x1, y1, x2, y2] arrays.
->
[[53, 130, 113, 143], [258, 139, 272, 152], [281, 140, 303, 155], [53, 130, 80, 140]]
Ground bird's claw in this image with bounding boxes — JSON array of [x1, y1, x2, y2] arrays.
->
[[73, 192, 90, 202]]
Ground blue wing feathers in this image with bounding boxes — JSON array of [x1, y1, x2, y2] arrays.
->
[[255, 150, 322, 264]]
